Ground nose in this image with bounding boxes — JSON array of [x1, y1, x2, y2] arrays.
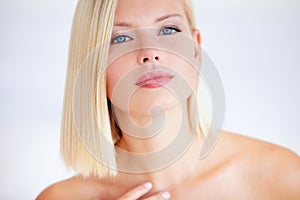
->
[[137, 49, 160, 65]]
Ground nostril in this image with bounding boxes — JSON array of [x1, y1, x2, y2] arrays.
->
[[155, 56, 159, 60], [143, 58, 149, 63]]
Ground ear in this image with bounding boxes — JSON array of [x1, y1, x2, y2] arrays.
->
[[192, 29, 201, 59], [193, 29, 201, 46]]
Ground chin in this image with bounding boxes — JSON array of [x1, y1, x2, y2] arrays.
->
[[128, 91, 185, 115]]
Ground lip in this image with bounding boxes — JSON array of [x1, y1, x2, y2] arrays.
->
[[135, 70, 174, 89]]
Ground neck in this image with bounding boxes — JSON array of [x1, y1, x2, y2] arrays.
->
[[113, 101, 202, 174], [143, 139, 203, 190], [114, 101, 193, 152], [115, 134, 204, 192]]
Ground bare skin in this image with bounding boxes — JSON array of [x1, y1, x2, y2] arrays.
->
[[37, 0, 300, 199], [37, 131, 300, 200]]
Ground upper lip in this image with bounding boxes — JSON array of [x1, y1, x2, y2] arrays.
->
[[135, 70, 174, 86]]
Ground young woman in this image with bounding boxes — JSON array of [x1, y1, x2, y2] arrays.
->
[[37, 0, 300, 199]]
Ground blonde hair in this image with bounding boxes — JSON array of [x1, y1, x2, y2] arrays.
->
[[61, 0, 209, 178]]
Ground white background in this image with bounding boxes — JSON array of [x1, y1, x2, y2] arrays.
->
[[0, 0, 299, 199]]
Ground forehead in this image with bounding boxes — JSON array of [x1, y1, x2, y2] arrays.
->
[[114, 0, 187, 26]]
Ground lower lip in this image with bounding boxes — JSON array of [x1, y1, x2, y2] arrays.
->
[[136, 77, 173, 89]]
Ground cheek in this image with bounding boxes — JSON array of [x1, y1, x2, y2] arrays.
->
[[106, 61, 126, 100], [168, 55, 199, 90], [182, 63, 198, 89], [106, 56, 135, 100], [106, 63, 119, 100]]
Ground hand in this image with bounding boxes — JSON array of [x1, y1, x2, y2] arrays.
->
[[93, 182, 171, 200], [117, 182, 171, 200]]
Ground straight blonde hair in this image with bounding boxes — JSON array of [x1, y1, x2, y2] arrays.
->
[[61, 0, 209, 178]]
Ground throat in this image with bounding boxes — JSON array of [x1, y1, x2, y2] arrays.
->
[[113, 102, 198, 173], [115, 137, 204, 194]]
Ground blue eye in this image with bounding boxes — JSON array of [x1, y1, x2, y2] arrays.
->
[[111, 35, 132, 44], [159, 27, 181, 35]]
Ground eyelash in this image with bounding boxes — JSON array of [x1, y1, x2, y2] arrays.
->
[[159, 26, 182, 35], [111, 34, 132, 44], [111, 26, 182, 44]]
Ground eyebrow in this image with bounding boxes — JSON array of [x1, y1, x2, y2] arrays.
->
[[113, 14, 183, 27], [155, 14, 182, 23]]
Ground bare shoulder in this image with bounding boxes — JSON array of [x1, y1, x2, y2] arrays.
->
[[36, 177, 81, 200], [36, 176, 106, 200], [222, 130, 299, 153], [221, 131, 300, 198], [222, 131, 300, 164]]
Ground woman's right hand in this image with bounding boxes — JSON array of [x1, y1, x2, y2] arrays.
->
[[117, 182, 171, 200]]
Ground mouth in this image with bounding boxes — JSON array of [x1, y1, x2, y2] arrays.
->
[[135, 70, 174, 89]]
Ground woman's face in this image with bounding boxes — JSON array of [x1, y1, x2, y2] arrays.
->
[[106, 0, 201, 114]]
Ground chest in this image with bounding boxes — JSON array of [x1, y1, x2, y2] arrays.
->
[[82, 167, 277, 200], [170, 182, 274, 200], [84, 180, 274, 200], [164, 170, 273, 200]]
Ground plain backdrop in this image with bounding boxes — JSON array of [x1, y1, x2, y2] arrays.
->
[[0, 0, 299, 199]]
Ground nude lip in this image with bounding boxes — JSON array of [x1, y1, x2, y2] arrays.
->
[[135, 70, 174, 88]]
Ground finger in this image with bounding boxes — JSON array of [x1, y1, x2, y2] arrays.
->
[[144, 191, 171, 200], [118, 182, 153, 200]]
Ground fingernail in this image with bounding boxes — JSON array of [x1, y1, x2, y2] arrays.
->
[[143, 182, 152, 189], [161, 191, 171, 199]]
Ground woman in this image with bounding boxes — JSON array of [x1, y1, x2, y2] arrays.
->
[[37, 0, 300, 199]]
